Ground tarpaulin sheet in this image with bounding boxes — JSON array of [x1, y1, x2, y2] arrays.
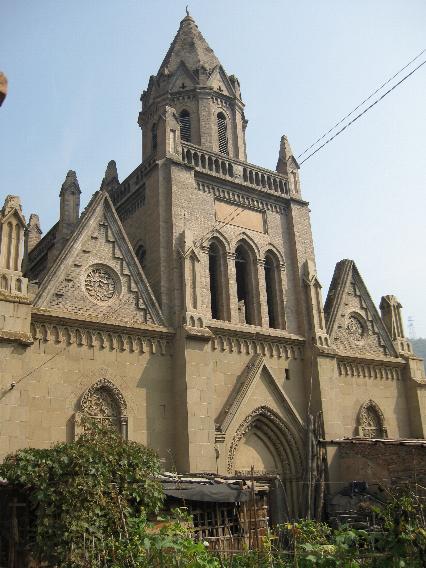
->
[[163, 483, 251, 503]]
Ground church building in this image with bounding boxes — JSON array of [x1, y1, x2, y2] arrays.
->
[[1, 13, 425, 519]]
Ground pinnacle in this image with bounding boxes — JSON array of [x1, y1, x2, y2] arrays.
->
[[60, 170, 81, 195], [101, 160, 119, 193]]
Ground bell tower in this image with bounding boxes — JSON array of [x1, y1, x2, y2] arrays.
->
[[138, 12, 247, 161]]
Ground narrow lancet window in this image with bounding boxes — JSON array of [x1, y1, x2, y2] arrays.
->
[[264, 252, 284, 329], [5, 222, 13, 270], [208, 240, 229, 321], [217, 112, 228, 155], [179, 110, 191, 143], [235, 243, 259, 325]]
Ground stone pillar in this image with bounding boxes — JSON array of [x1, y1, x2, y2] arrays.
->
[[227, 252, 239, 324], [257, 258, 269, 328]]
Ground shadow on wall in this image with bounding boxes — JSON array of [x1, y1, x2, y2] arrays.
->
[[137, 351, 175, 469]]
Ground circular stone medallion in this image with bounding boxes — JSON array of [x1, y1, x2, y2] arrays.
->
[[84, 265, 118, 303], [346, 314, 365, 342]]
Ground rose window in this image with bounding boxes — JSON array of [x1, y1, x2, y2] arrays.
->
[[85, 266, 116, 303]]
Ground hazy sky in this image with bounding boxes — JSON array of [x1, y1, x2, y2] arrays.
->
[[1, 0, 425, 335]]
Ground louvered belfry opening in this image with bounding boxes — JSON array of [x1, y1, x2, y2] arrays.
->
[[217, 112, 228, 155], [179, 109, 191, 142]]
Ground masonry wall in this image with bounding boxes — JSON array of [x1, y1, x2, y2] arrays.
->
[[0, 330, 175, 465], [319, 362, 412, 441], [328, 441, 426, 488]]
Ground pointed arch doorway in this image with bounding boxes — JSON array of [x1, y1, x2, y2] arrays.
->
[[228, 406, 304, 520]]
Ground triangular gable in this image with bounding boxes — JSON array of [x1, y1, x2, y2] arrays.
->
[[206, 65, 235, 97], [216, 354, 305, 437], [169, 61, 198, 92], [34, 191, 165, 327], [324, 259, 397, 358], [287, 155, 300, 170]]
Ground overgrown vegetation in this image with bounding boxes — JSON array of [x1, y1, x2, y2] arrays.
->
[[0, 421, 164, 566], [1, 423, 425, 566]]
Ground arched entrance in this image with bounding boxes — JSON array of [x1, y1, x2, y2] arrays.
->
[[228, 406, 304, 519]]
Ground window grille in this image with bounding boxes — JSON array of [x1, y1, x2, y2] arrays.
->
[[179, 110, 191, 142], [217, 112, 228, 155]]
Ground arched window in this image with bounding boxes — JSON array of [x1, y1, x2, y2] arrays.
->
[[135, 244, 146, 268], [235, 242, 260, 325], [358, 401, 387, 438], [208, 240, 230, 321], [151, 122, 157, 152], [13, 223, 20, 271], [179, 110, 191, 142], [5, 222, 13, 270], [217, 112, 228, 155], [79, 379, 128, 439], [264, 252, 285, 329]]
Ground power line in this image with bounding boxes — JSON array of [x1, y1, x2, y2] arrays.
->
[[297, 48, 425, 159], [299, 58, 426, 165]]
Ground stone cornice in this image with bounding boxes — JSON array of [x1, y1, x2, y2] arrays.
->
[[0, 291, 31, 304], [31, 308, 174, 339], [336, 353, 405, 367], [0, 329, 33, 346], [207, 320, 305, 344]]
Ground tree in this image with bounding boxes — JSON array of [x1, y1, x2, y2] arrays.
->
[[0, 421, 164, 566]]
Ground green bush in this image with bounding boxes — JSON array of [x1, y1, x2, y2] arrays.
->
[[0, 420, 164, 566]]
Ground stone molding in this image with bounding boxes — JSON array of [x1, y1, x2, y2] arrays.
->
[[337, 359, 402, 381], [80, 377, 127, 415], [30, 320, 171, 355], [210, 332, 304, 360], [0, 329, 33, 346], [226, 405, 304, 476], [196, 180, 287, 215]]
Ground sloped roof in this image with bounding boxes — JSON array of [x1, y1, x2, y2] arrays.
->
[[157, 15, 222, 76]]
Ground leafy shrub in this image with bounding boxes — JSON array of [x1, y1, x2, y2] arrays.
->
[[0, 420, 164, 566]]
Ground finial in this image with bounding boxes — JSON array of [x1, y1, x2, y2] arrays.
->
[[186, 5, 189, 16]]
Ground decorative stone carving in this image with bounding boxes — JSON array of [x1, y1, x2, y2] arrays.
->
[[84, 265, 118, 303], [358, 400, 387, 438], [347, 314, 365, 342], [79, 378, 127, 437], [227, 405, 303, 475]]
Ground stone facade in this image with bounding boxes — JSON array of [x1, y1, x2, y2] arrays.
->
[[0, 13, 425, 518]]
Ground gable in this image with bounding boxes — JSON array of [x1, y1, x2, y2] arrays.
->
[[206, 66, 235, 97], [169, 62, 198, 92], [324, 260, 397, 358], [216, 354, 305, 438], [34, 191, 165, 327]]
